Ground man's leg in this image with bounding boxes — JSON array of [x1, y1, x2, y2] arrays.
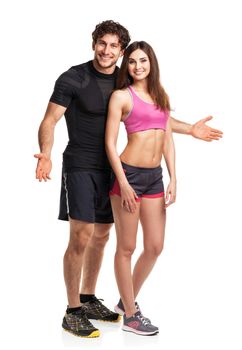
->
[[63, 218, 94, 307], [79, 222, 121, 322], [80, 223, 112, 295], [62, 218, 100, 338]]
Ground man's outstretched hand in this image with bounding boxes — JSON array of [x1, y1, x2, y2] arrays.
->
[[191, 116, 223, 142], [34, 153, 52, 182]]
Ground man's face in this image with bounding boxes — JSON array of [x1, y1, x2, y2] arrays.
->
[[93, 34, 124, 70]]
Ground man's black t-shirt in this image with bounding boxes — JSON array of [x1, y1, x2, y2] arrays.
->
[[50, 61, 118, 171]]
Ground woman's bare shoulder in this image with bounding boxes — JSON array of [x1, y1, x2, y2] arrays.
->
[[111, 88, 130, 102]]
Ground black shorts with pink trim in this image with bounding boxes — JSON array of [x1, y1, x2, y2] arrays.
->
[[110, 162, 164, 202]]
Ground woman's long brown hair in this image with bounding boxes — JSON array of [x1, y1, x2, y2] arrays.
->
[[116, 41, 170, 111]]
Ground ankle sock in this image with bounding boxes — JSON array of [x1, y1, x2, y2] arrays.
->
[[67, 306, 82, 314], [80, 294, 95, 303]]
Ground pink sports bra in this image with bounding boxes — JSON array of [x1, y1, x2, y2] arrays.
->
[[123, 86, 169, 134]]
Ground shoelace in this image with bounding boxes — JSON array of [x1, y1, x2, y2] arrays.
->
[[137, 314, 150, 326], [73, 309, 94, 329], [89, 297, 104, 304], [135, 303, 151, 324], [88, 297, 112, 314]]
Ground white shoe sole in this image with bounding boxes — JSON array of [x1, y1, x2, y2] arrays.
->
[[122, 325, 159, 336]]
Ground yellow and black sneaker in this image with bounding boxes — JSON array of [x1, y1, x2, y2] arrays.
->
[[62, 307, 100, 338], [82, 296, 121, 322]]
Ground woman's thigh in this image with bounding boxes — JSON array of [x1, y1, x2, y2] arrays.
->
[[110, 195, 140, 249], [140, 197, 166, 249]]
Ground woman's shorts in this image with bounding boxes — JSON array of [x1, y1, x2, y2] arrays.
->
[[109, 162, 164, 202]]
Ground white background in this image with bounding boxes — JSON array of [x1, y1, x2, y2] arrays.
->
[[0, 0, 241, 349]]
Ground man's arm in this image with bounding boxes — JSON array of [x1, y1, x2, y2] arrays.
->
[[34, 102, 66, 182], [170, 115, 223, 142]]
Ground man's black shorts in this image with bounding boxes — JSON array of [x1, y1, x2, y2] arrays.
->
[[58, 168, 114, 224]]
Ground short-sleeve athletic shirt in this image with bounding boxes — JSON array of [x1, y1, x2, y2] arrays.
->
[[50, 61, 118, 171]]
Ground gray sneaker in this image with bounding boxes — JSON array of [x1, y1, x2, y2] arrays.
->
[[122, 311, 159, 336], [114, 299, 151, 323]]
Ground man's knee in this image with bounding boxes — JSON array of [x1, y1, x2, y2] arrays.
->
[[68, 220, 94, 254], [91, 223, 112, 247]]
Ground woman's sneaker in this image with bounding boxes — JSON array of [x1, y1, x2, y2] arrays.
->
[[114, 299, 126, 315], [123, 311, 159, 336], [62, 307, 100, 338], [114, 299, 151, 323]]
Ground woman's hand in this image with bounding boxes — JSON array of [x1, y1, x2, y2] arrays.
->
[[191, 116, 223, 141], [165, 180, 176, 208], [120, 182, 139, 213]]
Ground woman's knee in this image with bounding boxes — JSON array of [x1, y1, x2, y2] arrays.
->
[[144, 242, 164, 258], [115, 244, 136, 259]]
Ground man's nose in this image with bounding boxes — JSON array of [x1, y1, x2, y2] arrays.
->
[[103, 45, 111, 55]]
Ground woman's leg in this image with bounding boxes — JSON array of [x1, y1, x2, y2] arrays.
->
[[111, 195, 140, 318], [132, 197, 166, 299]]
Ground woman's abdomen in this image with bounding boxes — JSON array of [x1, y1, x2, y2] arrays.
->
[[120, 129, 165, 168]]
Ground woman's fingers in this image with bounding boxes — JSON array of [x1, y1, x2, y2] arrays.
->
[[165, 191, 176, 208], [122, 197, 137, 213]]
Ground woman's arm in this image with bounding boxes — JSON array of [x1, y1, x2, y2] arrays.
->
[[105, 90, 138, 212], [163, 118, 177, 207], [170, 115, 223, 141]]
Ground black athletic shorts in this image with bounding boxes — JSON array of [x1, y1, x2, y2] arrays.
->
[[58, 168, 114, 223]]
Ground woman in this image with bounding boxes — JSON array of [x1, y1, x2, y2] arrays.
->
[[105, 41, 176, 336]]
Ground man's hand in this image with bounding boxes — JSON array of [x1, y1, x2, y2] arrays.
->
[[34, 153, 52, 182], [191, 116, 223, 142]]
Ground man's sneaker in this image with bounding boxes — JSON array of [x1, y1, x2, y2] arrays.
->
[[62, 307, 100, 338], [81, 296, 121, 322], [114, 299, 151, 323], [123, 311, 159, 336]]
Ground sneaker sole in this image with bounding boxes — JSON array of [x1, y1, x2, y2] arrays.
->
[[62, 325, 100, 338], [122, 325, 159, 336], [114, 305, 125, 316], [87, 314, 122, 322]]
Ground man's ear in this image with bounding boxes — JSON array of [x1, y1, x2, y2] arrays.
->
[[92, 41, 95, 50], [120, 49, 125, 57]]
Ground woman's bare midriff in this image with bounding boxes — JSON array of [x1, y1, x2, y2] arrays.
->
[[120, 129, 165, 168]]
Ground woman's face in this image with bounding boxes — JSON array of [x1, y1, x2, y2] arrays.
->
[[127, 49, 150, 82]]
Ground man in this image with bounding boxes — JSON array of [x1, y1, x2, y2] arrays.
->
[[34, 20, 222, 338]]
